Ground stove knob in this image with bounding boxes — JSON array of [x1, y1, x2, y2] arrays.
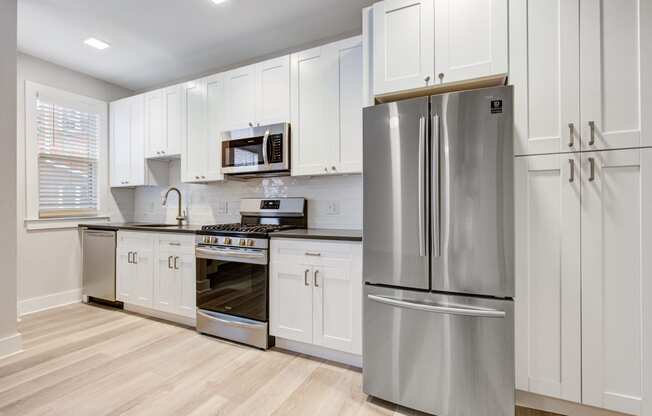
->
[[224, 237, 232, 245], [204, 236, 211, 244], [239, 239, 246, 247], [247, 239, 255, 247], [210, 236, 217, 244]]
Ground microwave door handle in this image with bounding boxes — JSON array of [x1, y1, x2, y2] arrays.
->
[[262, 129, 270, 165]]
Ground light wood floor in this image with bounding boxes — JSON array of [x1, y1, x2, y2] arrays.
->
[[0, 304, 558, 416]]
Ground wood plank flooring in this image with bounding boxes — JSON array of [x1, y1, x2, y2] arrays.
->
[[0, 304, 559, 416]]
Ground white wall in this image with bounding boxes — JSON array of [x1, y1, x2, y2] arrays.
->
[[0, 0, 21, 357], [16, 52, 134, 314], [135, 161, 363, 230]]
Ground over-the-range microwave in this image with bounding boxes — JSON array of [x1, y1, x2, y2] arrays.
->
[[221, 123, 290, 178]]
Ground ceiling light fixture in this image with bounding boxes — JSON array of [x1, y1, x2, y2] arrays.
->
[[84, 38, 110, 50], [210, 0, 229, 4]]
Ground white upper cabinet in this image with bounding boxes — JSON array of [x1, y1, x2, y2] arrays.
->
[[110, 94, 168, 188], [581, 149, 651, 415], [434, 0, 508, 85], [225, 64, 257, 130], [144, 85, 182, 158], [255, 55, 291, 126], [203, 74, 226, 182], [511, 0, 650, 155], [515, 154, 581, 403], [371, 0, 508, 97], [291, 36, 363, 176], [373, 0, 435, 95]]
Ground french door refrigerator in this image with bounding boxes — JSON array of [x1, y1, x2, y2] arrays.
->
[[362, 86, 514, 416]]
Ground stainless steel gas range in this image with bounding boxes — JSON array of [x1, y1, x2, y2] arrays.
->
[[195, 197, 307, 349]]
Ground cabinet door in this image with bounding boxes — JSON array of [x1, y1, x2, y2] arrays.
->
[[225, 65, 256, 130], [334, 37, 363, 175], [144, 90, 164, 158], [133, 247, 154, 308], [116, 245, 134, 302], [154, 251, 177, 314], [510, 0, 580, 155], [291, 46, 338, 176], [204, 74, 225, 182], [580, 0, 649, 150], [514, 154, 581, 402], [255, 55, 290, 126], [181, 80, 207, 182], [175, 253, 196, 318], [372, 0, 434, 96], [434, 0, 508, 84], [163, 85, 182, 156], [581, 149, 651, 415], [110, 99, 132, 187], [128, 94, 146, 186], [313, 244, 362, 355], [269, 262, 314, 344]]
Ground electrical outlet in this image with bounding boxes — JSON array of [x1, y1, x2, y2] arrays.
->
[[327, 201, 340, 216]]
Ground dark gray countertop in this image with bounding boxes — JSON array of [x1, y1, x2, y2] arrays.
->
[[78, 223, 203, 234], [271, 228, 362, 242]]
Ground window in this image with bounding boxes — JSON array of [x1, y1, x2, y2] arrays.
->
[[24, 82, 108, 226]]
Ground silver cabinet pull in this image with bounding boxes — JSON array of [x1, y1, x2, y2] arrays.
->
[[424, 75, 431, 85], [168, 242, 181, 246], [569, 159, 575, 182], [133, 252, 138, 264], [168, 256, 173, 269], [174, 256, 179, 270], [438, 73, 444, 83], [314, 270, 319, 287], [588, 157, 596, 181], [588, 121, 596, 146], [128, 252, 133, 264], [418, 115, 426, 257], [368, 295, 506, 318], [568, 123, 575, 147], [304, 269, 310, 286], [305, 251, 321, 257]]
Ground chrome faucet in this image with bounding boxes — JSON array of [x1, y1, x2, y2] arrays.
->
[[162, 187, 187, 226]]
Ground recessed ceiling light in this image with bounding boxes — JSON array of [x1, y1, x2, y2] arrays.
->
[[210, 0, 228, 4], [84, 38, 110, 50]]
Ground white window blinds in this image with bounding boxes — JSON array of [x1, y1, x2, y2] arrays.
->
[[36, 98, 100, 218]]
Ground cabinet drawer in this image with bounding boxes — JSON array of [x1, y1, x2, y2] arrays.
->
[[117, 230, 155, 249], [271, 238, 360, 266], [157, 233, 195, 254]]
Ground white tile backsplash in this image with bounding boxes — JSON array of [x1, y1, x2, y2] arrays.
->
[[133, 161, 362, 229]]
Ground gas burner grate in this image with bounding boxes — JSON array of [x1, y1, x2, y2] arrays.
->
[[200, 223, 296, 234]]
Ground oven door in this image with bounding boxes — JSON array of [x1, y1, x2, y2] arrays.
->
[[195, 246, 269, 322], [221, 123, 289, 174]]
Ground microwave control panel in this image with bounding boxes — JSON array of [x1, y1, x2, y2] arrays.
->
[[269, 134, 283, 163]]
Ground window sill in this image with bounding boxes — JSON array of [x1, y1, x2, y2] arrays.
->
[[24, 216, 111, 231]]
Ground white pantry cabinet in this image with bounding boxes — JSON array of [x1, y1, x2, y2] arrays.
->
[[118, 231, 196, 320], [510, 0, 651, 155], [291, 36, 363, 176], [110, 95, 168, 188], [371, 0, 508, 96], [516, 148, 652, 415], [515, 154, 581, 403], [144, 85, 182, 158], [270, 238, 363, 355], [224, 55, 290, 130], [180, 75, 225, 183]]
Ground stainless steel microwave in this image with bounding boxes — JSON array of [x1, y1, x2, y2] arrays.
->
[[221, 123, 290, 177]]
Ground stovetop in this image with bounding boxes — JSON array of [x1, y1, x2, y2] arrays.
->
[[200, 223, 297, 234]]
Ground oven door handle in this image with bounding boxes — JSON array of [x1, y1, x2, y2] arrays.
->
[[197, 310, 263, 329], [195, 247, 268, 265]]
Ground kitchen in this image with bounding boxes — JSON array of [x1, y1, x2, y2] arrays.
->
[[0, 1, 649, 416]]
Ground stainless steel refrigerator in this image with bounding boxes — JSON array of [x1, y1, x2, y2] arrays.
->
[[362, 86, 514, 416]]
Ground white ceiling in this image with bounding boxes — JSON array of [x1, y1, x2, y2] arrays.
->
[[18, 0, 374, 91]]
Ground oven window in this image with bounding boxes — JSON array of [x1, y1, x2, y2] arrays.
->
[[196, 258, 268, 322], [222, 137, 265, 167]]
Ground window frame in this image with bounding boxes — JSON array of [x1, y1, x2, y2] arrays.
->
[[24, 82, 110, 229]]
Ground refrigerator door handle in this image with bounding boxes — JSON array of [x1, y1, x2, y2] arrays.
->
[[432, 113, 440, 258], [367, 294, 506, 318], [418, 115, 427, 257]]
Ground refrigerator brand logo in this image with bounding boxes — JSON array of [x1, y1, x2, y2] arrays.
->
[[490, 99, 503, 114]]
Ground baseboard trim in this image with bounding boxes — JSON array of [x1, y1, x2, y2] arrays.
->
[[18, 289, 82, 317], [0, 333, 23, 358], [274, 338, 362, 368], [516, 390, 629, 416], [123, 303, 196, 328]]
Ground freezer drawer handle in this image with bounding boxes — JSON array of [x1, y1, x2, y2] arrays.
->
[[367, 294, 506, 318]]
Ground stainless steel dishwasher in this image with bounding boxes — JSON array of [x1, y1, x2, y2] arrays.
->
[[82, 228, 118, 303]]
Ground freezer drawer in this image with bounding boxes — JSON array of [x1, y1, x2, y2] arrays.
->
[[363, 285, 514, 416]]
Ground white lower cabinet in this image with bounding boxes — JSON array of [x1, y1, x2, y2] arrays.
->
[[117, 231, 196, 320], [270, 238, 362, 356], [516, 148, 652, 415]]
